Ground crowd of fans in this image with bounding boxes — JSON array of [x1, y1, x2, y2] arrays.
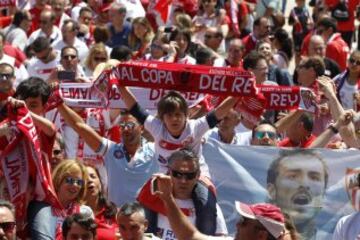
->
[[0, 0, 359, 239]]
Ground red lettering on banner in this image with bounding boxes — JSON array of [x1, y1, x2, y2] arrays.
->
[[5, 157, 20, 196], [199, 75, 227, 92], [149, 89, 162, 100], [270, 93, 299, 107]]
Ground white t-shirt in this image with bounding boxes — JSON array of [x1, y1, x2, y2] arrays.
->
[[176, 55, 196, 65], [144, 115, 211, 177], [116, 0, 145, 20], [27, 26, 62, 46], [26, 54, 60, 81], [338, 80, 358, 110], [52, 37, 89, 63], [332, 212, 360, 240], [157, 199, 228, 240], [204, 128, 251, 146]]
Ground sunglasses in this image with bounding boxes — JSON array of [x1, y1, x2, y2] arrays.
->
[[0, 73, 14, 81], [62, 55, 77, 60], [119, 122, 136, 129], [94, 57, 107, 62], [0, 222, 16, 233], [64, 176, 84, 187], [171, 169, 198, 180], [349, 58, 360, 66], [254, 131, 277, 139]]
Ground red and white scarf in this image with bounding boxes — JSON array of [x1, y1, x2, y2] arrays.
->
[[0, 105, 62, 225]]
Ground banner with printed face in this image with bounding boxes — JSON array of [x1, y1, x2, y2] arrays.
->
[[203, 139, 360, 239]]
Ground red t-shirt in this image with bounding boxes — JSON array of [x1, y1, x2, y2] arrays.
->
[[278, 134, 317, 148], [241, 33, 257, 57], [325, 0, 358, 32], [326, 33, 350, 71], [300, 31, 313, 56], [95, 208, 119, 240], [4, 43, 26, 67]]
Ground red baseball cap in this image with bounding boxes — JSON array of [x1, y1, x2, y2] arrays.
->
[[235, 201, 285, 238]]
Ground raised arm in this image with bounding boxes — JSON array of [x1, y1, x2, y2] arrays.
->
[[155, 174, 209, 240], [274, 110, 304, 133], [213, 96, 239, 120], [57, 103, 103, 152], [30, 112, 56, 137]]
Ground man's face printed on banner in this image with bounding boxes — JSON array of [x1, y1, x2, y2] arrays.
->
[[267, 154, 327, 225]]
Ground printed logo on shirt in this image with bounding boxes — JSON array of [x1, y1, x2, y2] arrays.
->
[[114, 149, 124, 159], [158, 155, 167, 164], [159, 140, 184, 150], [156, 227, 176, 240], [37, 68, 55, 74]]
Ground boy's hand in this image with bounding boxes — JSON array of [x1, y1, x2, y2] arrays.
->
[[7, 97, 25, 109]]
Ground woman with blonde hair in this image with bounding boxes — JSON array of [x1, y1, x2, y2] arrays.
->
[[127, 17, 154, 59], [84, 43, 109, 79], [28, 160, 93, 240]]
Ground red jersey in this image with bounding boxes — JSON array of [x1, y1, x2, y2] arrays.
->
[[300, 31, 313, 56], [325, 0, 358, 32], [3, 43, 26, 67], [278, 134, 317, 148], [326, 33, 349, 71], [95, 208, 118, 240], [241, 33, 257, 57]]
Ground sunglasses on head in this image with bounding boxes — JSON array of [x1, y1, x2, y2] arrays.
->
[[349, 58, 360, 66], [254, 131, 277, 139], [64, 176, 84, 186], [0, 222, 16, 233], [171, 169, 198, 180], [119, 122, 136, 129]]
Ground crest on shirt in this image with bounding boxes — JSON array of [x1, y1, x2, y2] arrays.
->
[[114, 149, 124, 159]]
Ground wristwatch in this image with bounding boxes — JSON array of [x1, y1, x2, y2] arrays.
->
[[328, 124, 339, 134]]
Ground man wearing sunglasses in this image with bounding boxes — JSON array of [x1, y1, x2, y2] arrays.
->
[[0, 200, 16, 240], [251, 121, 278, 146], [27, 36, 59, 81], [138, 149, 228, 239]]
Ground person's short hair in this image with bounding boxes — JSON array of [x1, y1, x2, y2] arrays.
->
[[12, 10, 30, 27], [299, 112, 313, 132], [62, 213, 97, 238], [118, 202, 145, 218], [243, 50, 266, 70], [157, 91, 188, 120], [93, 25, 110, 43], [167, 148, 200, 170], [254, 16, 269, 27], [0, 200, 15, 217], [0, 63, 15, 75], [14, 77, 51, 104], [267, 149, 329, 189], [61, 46, 78, 58], [31, 37, 51, 53], [195, 47, 213, 65], [79, 6, 92, 16], [317, 17, 337, 33], [110, 46, 132, 61], [62, 19, 79, 32], [52, 160, 88, 203], [297, 56, 325, 77], [41, 8, 56, 21], [110, 2, 126, 13]]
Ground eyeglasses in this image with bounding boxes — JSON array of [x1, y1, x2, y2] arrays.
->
[[170, 169, 198, 180], [0, 73, 14, 81], [94, 57, 107, 62], [0, 222, 16, 233], [62, 55, 77, 60], [349, 58, 360, 66], [119, 122, 137, 129], [254, 131, 277, 139], [64, 176, 84, 187]]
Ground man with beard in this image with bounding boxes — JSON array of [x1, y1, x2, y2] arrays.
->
[[266, 149, 328, 240], [0, 201, 16, 240], [57, 105, 158, 206]]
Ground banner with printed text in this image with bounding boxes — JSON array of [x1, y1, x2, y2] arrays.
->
[[203, 139, 360, 239]]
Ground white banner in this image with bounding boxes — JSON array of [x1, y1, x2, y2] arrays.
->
[[203, 139, 360, 239]]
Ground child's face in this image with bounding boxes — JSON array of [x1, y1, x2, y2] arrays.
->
[[163, 108, 187, 137], [25, 96, 44, 115]]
